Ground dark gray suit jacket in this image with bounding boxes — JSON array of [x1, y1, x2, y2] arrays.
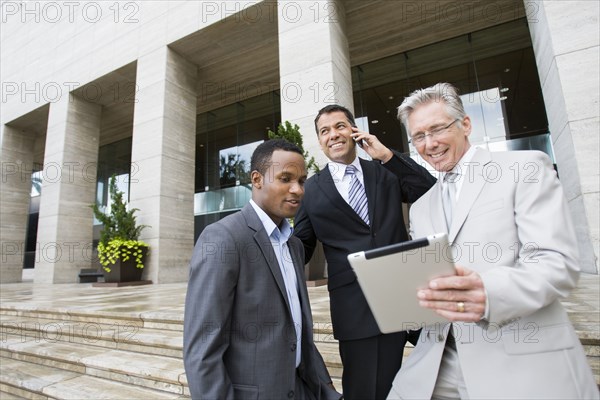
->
[[183, 204, 340, 400]]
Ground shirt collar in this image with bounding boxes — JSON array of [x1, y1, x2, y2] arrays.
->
[[328, 157, 362, 182], [443, 145, 477, 180], [249, 199, 293, 240]]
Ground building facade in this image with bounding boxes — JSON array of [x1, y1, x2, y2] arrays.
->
[[1, 0, 598, 284]]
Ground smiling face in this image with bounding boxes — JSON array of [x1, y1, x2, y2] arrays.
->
[[316, 111, 357, 165], [251, 150, 307, 226], [408, 101, 472, 172]]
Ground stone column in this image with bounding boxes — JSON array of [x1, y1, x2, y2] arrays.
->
[[528, 0, 599, 273], [0, 125, 35, 283], [130, 47, 197, 284], [278, 0, 352, 281], [277, 0, 353, 167], [34, 95, 102, 283]]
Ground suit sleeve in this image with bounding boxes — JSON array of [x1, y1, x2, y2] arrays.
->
[[480, 152, 580, 324], [382, 150, 436, 202], [183, 223, 239, 400], [294, 190, 317, 264]]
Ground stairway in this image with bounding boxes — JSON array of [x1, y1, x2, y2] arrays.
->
[[0, 295, 342, 399], [0, 305, 189, 399], [1, 277, 598, 399]]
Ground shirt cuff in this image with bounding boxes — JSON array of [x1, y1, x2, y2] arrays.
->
[[482, 287, 490, 320]]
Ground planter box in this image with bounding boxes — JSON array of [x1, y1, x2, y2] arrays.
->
[[99, 247, 150, 285], [103, 258, 144, 283]]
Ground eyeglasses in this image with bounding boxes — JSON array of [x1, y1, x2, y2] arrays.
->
[[409, 119, 459, 145]]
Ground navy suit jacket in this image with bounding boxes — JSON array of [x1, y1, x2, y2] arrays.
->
[[294, 151, 435, 340]]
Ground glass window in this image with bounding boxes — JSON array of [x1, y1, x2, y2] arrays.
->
[[196, 91, 280, 193], [352, 19, 549, 158], [194, 91, 280, 238], [94, 137, 132, 224]]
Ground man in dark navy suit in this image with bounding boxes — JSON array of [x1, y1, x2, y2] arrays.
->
[[294, 105, 436, 399]]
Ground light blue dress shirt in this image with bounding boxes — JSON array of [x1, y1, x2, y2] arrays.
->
[[249, 199, 302, 367]]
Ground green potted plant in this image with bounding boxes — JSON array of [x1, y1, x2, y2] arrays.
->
[[268, 121, 320, 173], [91, 175, 150, 283]]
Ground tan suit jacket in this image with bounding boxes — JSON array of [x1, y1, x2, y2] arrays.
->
[[389, 149, 598, 399]]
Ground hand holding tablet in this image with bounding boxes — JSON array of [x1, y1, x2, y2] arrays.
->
[[348, 233, 456, 333]]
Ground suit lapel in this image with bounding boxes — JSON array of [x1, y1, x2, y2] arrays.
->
[[242, 204, 292, 313], [315, 165, 368, 225], [449, 148, 491, 241]]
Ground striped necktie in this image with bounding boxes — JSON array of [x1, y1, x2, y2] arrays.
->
[[346, 165, 369, 225]]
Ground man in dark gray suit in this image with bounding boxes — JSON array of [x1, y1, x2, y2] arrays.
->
[[184, 139, 341, 400]]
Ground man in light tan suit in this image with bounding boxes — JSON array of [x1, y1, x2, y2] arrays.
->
[[388, 83, 598, 399]]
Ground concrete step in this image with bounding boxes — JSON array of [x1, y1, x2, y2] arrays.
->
[[0, 357, 185, 399], [0, 391, 28, 400], [2, 280, 596, 397], [1, 315, 183, 358], [1, 305, 183, 333], [0, 390, 28, 400], [315, 341, 343, 379], [1, 335, 188, 396]]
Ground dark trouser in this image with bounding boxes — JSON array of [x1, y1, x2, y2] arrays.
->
[[339, 331, 408, 400]]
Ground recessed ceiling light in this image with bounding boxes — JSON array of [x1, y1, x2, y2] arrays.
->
[[504, 68, 511, 73], [388, 96, 394, 100], [372, 120, 379, 124], [500, 88, 509, 92]]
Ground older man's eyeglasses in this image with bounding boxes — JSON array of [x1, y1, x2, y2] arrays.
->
[[409, 119, 459, 145]]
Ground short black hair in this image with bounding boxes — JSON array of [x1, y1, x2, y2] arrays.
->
[[250, 139, 304, 175], [314, 104, 356, 135]]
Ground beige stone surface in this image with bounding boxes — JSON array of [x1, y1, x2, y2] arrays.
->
[[278, 0, 354, 171], [0, 126, 35, 283], [81, 349, 184, 384], [0, 389, 29, 400], [529, 1, 600, 274], [34, 95, 102, 284], [0, 357, 79, 393], [130, 47, 197, 284], [42, 375, 180, 400], [1, 272, 599, 395], [0, 384, 47, 400]]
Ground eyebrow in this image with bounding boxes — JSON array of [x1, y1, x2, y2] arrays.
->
[[412, 122, 447, 135]]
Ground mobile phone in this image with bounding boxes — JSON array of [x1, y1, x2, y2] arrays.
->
[[352, 125, 364, 148]]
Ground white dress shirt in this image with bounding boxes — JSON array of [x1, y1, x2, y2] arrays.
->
[[328, 157, 365, 205]]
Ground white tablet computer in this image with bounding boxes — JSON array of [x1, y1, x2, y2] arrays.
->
[[347, 233, 455, 333]]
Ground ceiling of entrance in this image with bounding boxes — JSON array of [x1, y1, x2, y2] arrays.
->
[[345, 0, 525, 66], [170, 1, 280, 114], [167, 0, 526, 114]]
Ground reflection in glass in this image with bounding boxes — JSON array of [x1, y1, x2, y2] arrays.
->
[[218, 141, 261, 188]]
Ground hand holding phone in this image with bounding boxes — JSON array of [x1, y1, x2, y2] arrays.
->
[[351, 125, 365, 148]]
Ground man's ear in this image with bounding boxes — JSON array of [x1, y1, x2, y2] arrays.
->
[[251, 170, 262, 189], [462, 116, 472, 137]]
